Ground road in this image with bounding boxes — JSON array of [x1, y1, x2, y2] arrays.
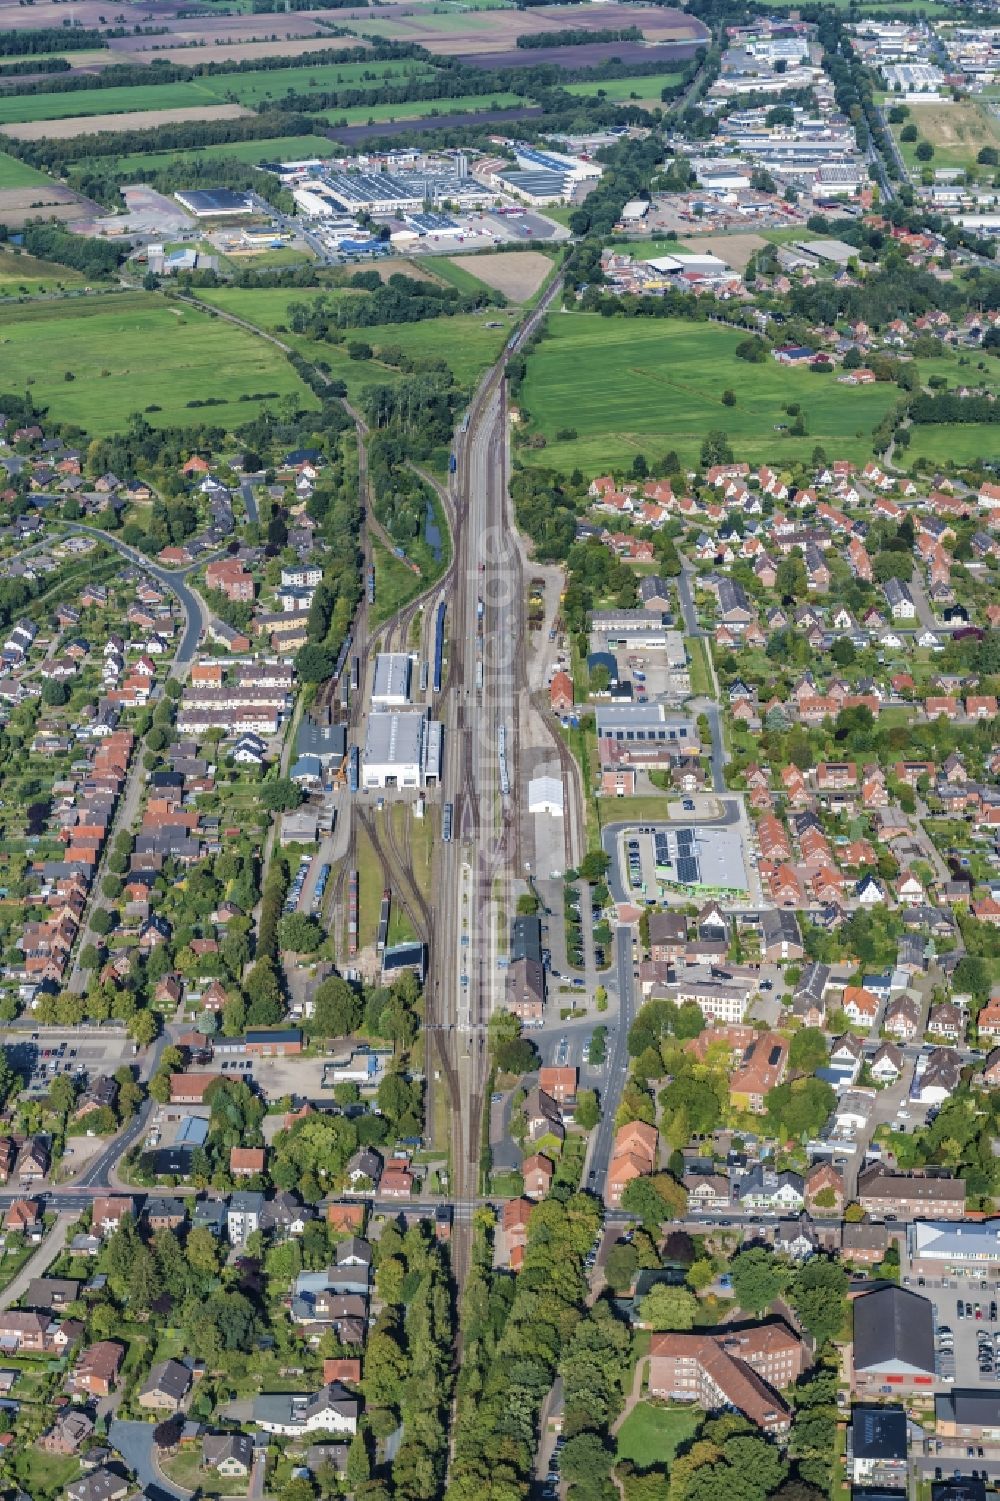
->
[[676, 564, 727, 791], [0, 1211, 73, 1311], [61, 525, 210, 992], [588, 927, 637, 1199]]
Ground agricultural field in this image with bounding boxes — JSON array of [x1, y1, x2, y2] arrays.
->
[[518, 313, 904, 470], [4, 102, 251, 141], [444, 249, 553, 300], [87, 133, 338, 175], [0, 79, 221, 126], [205, 57, 435, 106], [197, 284, 518, 395], [320, 90, 525, 125], [564, 70, 684, 103], [892, 99, 1000, 175], [0, 292, 317, 434]]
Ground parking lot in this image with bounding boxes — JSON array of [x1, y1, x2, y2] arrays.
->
[[922, 1282, 1000, 1390], [8, 1027, 138, 1094]]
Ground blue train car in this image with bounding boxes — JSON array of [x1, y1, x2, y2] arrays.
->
[[432, 600, 446, 694]]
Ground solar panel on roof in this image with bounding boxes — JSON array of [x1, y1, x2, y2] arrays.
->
[[677, 856, 700, 884]]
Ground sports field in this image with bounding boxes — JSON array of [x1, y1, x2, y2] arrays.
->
[[0, 293, 317, 434], [197, 284, 516, 393], [519, 314, 903, 469], [0, 151, 51, 187]]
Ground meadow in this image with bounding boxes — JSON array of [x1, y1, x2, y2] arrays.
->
[[197, 284, 516, 394], [0, 247, 85, 292], [564, 70, 683, 102], [904, 422, 999, 467], [892, 99, 1000, 175], [0, 150, 52, 187], [0, 292, 317, 434], [518, 313, 903, 470]]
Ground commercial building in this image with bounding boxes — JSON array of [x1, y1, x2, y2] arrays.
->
[[362, 711, 442, 790], [848, 1404, 908, 1486], [371, 653, 412, 708], [908, 1220, 1000, 1278], [528, 776, 564, 817], [175, 188, 254, 217], [851, 1285, 935, 1394], [936, 1391, 1000, 1442], [594, 704, 697, 745]]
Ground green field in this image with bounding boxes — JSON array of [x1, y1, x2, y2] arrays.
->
[[206, 57, 434, 107], [518, 313, 903, 470], [616, 1402, 701, 1467], [0, 59, 440, 125], [321, 90, 525, 125], [88, 133, 337, 174], [565, 71, 683, 102], [0, 247, 85, 292], [905, 423, 1000, 467], [420, 254, 495, 293], [890, 98, 1000, 177], [197, 285, 515, 394], [0, 292, 317, 434], [0, 150, 52, 186]]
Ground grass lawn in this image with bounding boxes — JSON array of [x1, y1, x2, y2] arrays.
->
[[616, 1401, 700, 1467], [371, 535, 425, 626], [8, 1448, 81, 1500], [419, 254, 495, 293], [161, 1446, 249, 1496], [197, 284, 514, 397], [320, 90, 525, 125], [905, 423, 999, 467], [0, 292, 317, 434], [687, 636, 713, 698], [0, 247, 85, 292], [565, 71, 683, 103], [353, 820, 383, 950], [0, 150, 53, 186], [518, 313, 901, 470], [86, 133, 337, 174]]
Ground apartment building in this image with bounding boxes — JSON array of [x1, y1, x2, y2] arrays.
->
[[648, 1320, 804, 1434]]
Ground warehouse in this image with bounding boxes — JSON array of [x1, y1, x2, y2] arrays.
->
[[372, 653, 412, 708], [362, 711, 442, 790], [175, 189, 255, 218]]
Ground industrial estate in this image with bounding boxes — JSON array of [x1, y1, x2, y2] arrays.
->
[[0, 0, 1000, 1500]]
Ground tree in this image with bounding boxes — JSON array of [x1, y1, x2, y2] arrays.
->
[[279, 913, 323, 954], [575, 1088, 600, 1131], [731, 1248, 786, 1315], [312, 976, 362, 1037], [639, 1284, 698, 1331], [494, 1037, 539, 1075], [41, 678, 69, 707], [130, 1009, 158, 1047], [260, 779, 302, 813], [561, 1433, 613, 1488], [604, 1241, 638, 1292], [791, 1258, 848, 1345], [788, 1027, 828, 1074], [916, 139, 934, 161]]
